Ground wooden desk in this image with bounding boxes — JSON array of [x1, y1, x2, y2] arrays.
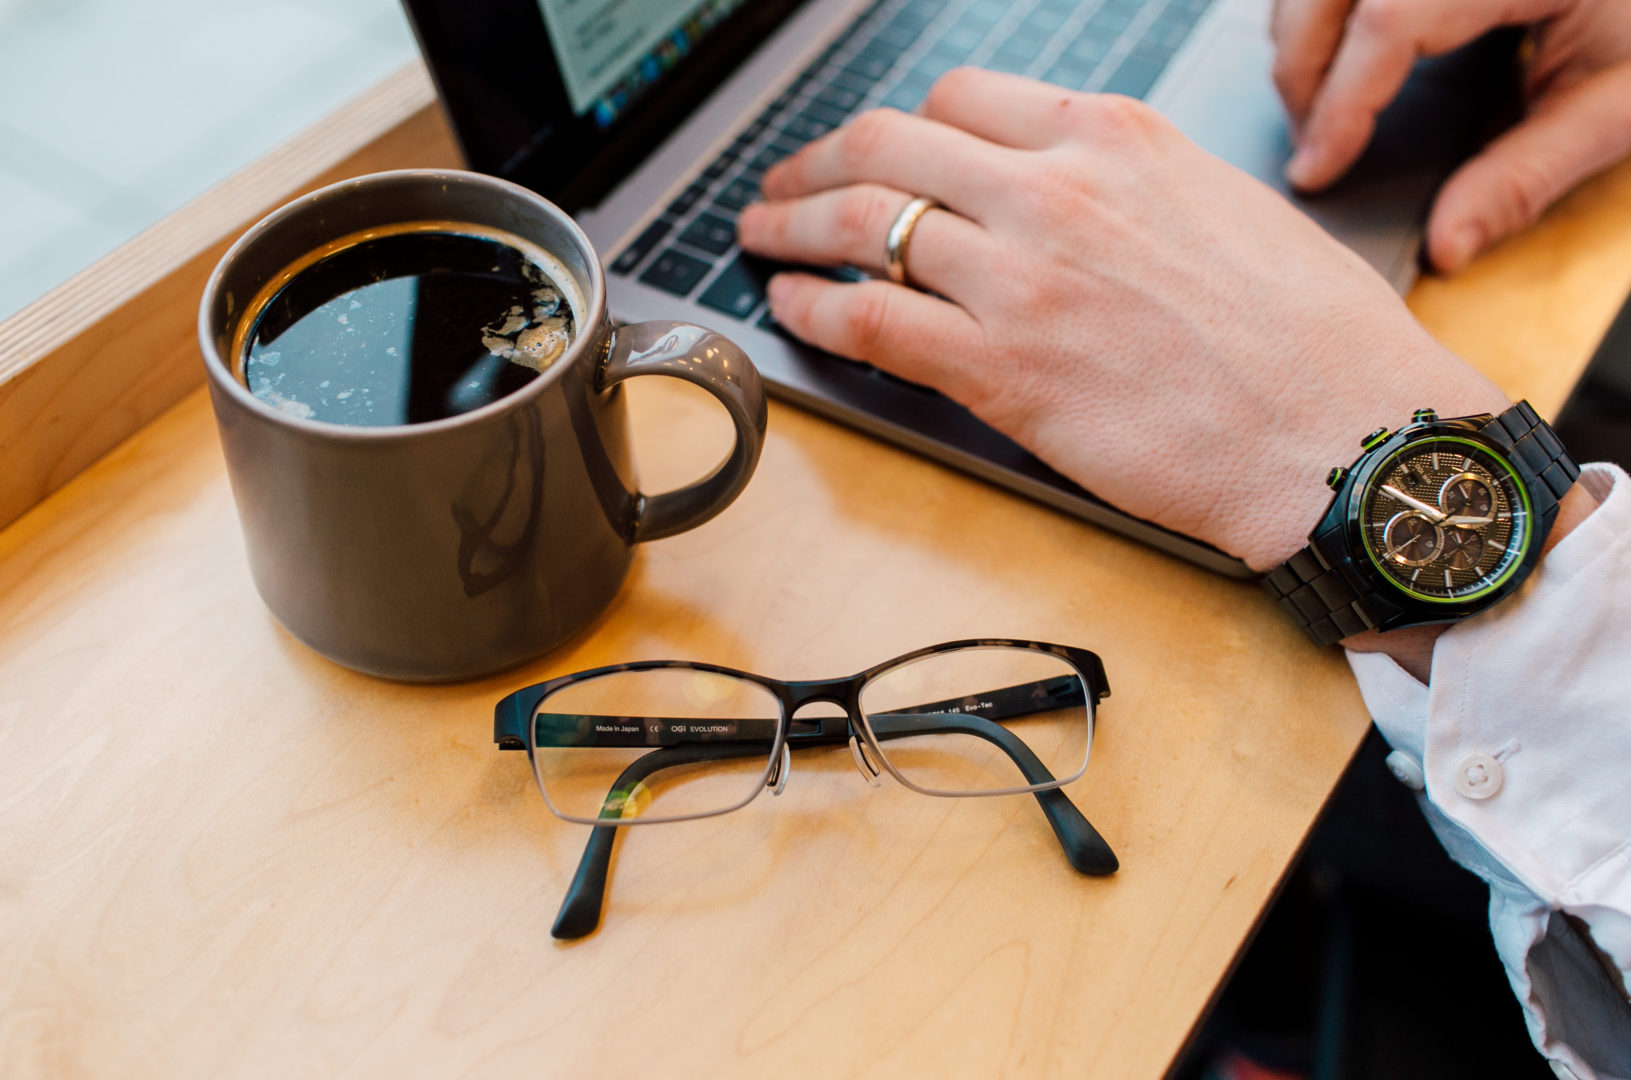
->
[[3, 75, 1630, 1077]]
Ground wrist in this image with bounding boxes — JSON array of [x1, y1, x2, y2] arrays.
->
[[1214, 345, 1510, 571], [1342, 469, 1601, 681]]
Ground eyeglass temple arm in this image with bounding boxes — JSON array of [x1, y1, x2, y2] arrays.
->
[[553, 741, 771, 940], [553, 710, 1114, 940], [866, 711, 1118, 877]]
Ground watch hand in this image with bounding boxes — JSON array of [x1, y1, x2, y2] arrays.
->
[[1446, 515, 1494, 527], [1381, 485, 1445, 522]]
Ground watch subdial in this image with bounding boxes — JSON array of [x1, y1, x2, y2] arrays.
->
[[1440, 473, 1493, 521], [1439, 527, 1485, 572], [1384, 512, 1444, 567]]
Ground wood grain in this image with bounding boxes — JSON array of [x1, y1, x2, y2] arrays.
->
[[1, 79, 1630, 1080], [0, 376, 1366, 1079], [0, 62, 458, 535]]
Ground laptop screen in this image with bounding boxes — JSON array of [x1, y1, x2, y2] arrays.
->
[[403, 0, 804, 211], [537, 0, 750, 127]]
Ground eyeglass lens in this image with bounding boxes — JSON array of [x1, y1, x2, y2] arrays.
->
[[529, 668, 782, 823], [858, 646, 1091, 796]]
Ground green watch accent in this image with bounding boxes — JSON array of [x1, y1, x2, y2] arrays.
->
[[1356, 435, 1534, 605], [1263, 401, 1578, 648]]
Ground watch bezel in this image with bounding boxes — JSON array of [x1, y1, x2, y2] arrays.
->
[[1337, 420, 1543, 625]]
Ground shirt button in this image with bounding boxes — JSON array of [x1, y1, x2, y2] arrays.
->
[[1384, 750, 1426, 791], [1453, 752, 1503, 800]]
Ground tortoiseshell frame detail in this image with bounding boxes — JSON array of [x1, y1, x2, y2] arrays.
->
[[494, 639, 1116, 938]]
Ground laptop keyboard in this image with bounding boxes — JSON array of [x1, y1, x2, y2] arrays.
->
[[609, 0, 1218, 326]]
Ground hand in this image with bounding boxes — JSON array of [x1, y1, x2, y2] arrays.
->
[[1272, 0, 1631, 272], [737, 69, 1509, 573]]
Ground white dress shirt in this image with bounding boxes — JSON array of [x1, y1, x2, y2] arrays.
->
[[1347, 462, 1631, 1079]]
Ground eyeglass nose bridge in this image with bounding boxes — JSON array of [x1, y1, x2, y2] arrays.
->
[[784, 690, 883, 788]]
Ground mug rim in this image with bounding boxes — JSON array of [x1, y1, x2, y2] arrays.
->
[[196, 168, 611, 441]]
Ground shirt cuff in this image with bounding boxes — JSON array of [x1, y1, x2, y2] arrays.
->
[[1346, 462, 1631, 1078]]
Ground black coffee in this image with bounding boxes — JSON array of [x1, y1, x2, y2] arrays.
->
[[242, 228, 577, 425]]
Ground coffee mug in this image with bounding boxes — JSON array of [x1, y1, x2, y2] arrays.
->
[[198, 169, 767, 681]]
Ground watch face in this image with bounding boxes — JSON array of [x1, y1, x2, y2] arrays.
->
[[1360, 436, 1533, 603]]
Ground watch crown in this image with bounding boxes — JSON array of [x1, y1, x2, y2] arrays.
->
[[1361, 427, 1390, 449], [1411, 407, 1438, 424], [1326, 466, 1348, 489]]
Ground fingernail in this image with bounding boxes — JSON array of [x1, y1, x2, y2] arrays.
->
[[1285, 147, 1318, 189], [1439, 223, 1484, 274], [767, 273, 790, 307], [737, 203, 761, 241]]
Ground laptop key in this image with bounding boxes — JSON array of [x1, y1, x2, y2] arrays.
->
[[749, 140, 799, 172], [881, 82, 925, 112], [666, 183, 709, 217], [638, 247, 712, 297], [912, 52, 961, 83], [782, 111, 839, 144], [828, 68, 875, 97], [938, 22, 988, 52], [1102, 53, 1167, 99], [843, 53, 895, 83], [698, 254, 773, 320], [1044, 55, 1098, 90], [1087, 7, 1133, 34], [1024, 6, 1069, 33], [715, 176, 761, 212], [858, 36, 907, 66], [1065, 31, 1113, 65], [958, 2, 1002, 27], [610, 220, 671, 277], [678, 212, 737, 257], [985, 48, 1035, 75], [870, 22, 919, 49], [813, 83, 865, 115], [1007, 18, 1052, 46], [799, 101, 848, 131]]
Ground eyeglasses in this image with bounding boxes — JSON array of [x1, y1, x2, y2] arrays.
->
[[493, 639, 1116, 937]]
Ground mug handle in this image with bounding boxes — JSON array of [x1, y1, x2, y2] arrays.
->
[[600, 320, 768, 542]]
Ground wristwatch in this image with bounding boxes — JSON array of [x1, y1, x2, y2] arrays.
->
[[1265, 401, 1579, 646]]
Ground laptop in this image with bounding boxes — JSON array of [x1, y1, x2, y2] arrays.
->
[[401, 0, 1509, 578]]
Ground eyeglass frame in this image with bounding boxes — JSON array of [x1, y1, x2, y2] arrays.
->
[[494, 638, 1117, 938]]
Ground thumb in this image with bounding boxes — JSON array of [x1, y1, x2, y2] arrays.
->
[[1427, 63, 1631, 274]]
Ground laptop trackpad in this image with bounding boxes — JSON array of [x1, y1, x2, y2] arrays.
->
[[1157, 22, 1493, 289]]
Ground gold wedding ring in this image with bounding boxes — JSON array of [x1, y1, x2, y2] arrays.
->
[[884, 195, 940, 286]]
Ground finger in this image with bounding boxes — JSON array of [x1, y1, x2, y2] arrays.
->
[[761, 108, 1017, 222], [738, 185, 997, 305], [1269, 0, 1352, 125], [919, 66, 1083, 149], [1287, 0, 1578, 190], [1284, 1, 1420, 190], [764, 273, 989, 401], [1426, 64, 1631, 273]]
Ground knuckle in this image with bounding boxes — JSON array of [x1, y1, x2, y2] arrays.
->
[[1494, 158, 1556, 227], [1088, 92, 1162, 137], [836, 187, 892, 248], [924, 66, 982, 113], [842, 286, 896, 356], [840, 108, 900, 169], [1350, 0, 1407, 39]]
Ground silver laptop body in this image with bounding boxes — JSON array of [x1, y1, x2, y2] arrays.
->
[[413, 0, 1503, 577]]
